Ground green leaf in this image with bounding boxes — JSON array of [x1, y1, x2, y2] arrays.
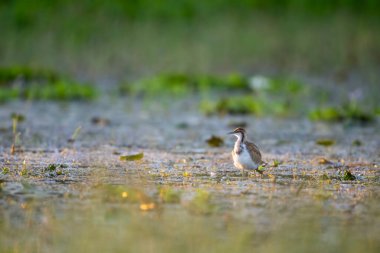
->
[[316, 139, 335, 146], [120, 153, 144, 161], [341, 170, 356, 181], [206, 135, 224, 147]]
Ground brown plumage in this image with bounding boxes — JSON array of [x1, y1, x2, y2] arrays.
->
[[229, 127, 263, 171], [245, 141, 262, 165]]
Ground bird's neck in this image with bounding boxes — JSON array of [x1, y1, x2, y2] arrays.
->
[[234, 133, 245, 154]]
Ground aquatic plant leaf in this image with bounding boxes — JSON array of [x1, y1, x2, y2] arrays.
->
[[352, 139, 362, 146], [272, 160, 281, 167], [206, 135, 224, 147], [176, 122, 189, 129], [10, 113, 25, 122], [257, 165, 266, 172], [19, 168, 28, 176], [0, 67, 97, 102], [320, 173, 330, 180], [316, 139, 335, 146], [309, 107, 342, 121], [91, 117, 110, 126], [341, 170, 356, 181], [0, 66, 59, 84], [1, 167, 9, 175], [46, 164, 57, 172], [120, 72, 250, 97], [309, 104, 374, 124], [120, 153, 144, 161], [318, 158, 333, 165]]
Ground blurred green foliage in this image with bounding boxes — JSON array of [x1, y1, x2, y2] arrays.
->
[[0, 67, 96, 102], [1, 0, 379, 80], [309, 103, 375, 123], [0, 66, 58, 84], [2, 0, 380, 28], [121, 73, 249, 96]]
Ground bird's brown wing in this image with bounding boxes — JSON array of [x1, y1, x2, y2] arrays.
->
[[245, 141, 262, 164]]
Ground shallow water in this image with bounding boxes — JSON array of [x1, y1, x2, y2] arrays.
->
[[0, 98, 379, 252]]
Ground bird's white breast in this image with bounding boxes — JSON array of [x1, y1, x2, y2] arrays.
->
[[232, 147, 258, 170]]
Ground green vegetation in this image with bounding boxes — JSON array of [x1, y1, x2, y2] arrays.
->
[[10, 113, 25, 122], [0, 67, 96, 102], [120, 73, 249, 96], [198, 76, 307, 116], [309, 104, 375, 123], [44, 164, 67, 172], [3, 0, 380, 25], [2, 1, 380, 80], [341, 170, 356, 181], [200, 96, 262, 116], [316, 139, 336, 147], [272, 160, 281, 167], [206, 135, 224, 147], [120, 153, 144, 161], [1, 167, 9, 175], [0, 66, 58, 84]]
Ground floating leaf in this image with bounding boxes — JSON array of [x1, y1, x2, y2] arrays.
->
[[309, 107, 342, 121], [46, 164, 57, 172], [44, 164, 67, 172], [206, 135, 224, 147], [91, 117, 110, 126], [341, 170, 356, 181], [176, 122, 189, 129], [318, 158, 333, 165], [352, 139, 362, 146], [19, 168, 28, 176], [309, 104, 374, 124], [316, 139, 335, 146], [320, 174, 330, 180], [1, 167, 9, 175], [257, 165, 266, 173], [272, 160, 281, 167], [10, 113, 25, 122], [120, 153, 144, 161]]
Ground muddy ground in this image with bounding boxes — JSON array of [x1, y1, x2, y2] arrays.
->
[[0, 97, 379, 252]]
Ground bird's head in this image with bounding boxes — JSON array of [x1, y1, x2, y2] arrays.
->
[[228, 127, 246, 139]]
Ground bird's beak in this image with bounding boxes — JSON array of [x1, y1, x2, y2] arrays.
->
[[227, 131, 234, 135]]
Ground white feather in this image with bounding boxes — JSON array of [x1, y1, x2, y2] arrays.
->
[[232, 144, 259, 170]]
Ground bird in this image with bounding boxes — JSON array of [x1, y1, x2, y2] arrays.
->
[[228, 127, 265, 173]]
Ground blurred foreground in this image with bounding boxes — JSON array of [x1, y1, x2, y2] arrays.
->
[[1, 1, 380, 253]]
